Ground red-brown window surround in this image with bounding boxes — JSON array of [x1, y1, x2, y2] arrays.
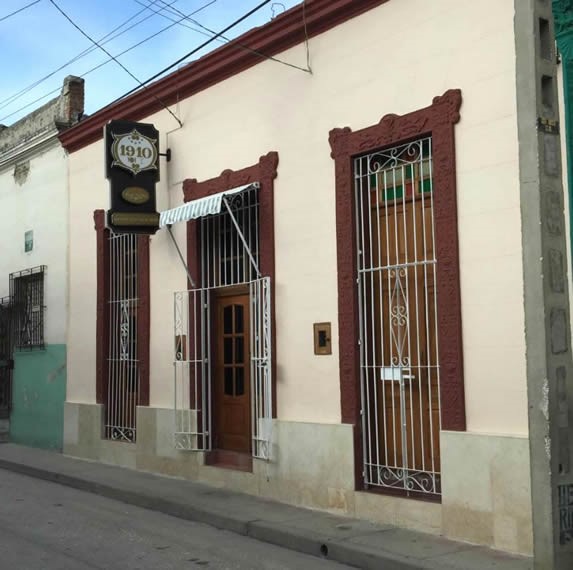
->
[[94, 210, 151, 408], [183, 152, 279, 417], [328, 89, 465, 434]]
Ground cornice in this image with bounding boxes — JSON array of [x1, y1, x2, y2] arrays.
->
[[59, 0, 389, 154], [0, 129, 60, 173]]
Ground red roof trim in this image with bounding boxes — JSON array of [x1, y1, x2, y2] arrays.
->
[[59, 0, 389, 153]]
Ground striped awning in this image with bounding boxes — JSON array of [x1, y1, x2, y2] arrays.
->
[[159, 182, 259, 228]]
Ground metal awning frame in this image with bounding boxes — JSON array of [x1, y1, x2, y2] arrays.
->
[[162, 183, 261, 289]]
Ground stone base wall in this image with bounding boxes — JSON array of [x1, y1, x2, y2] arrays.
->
[[63, 403, 532, 555]]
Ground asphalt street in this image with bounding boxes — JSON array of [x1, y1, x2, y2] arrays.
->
[[0, 469, 353, 570]]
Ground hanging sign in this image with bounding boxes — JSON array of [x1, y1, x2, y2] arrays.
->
[[104, 120, 161, 234]]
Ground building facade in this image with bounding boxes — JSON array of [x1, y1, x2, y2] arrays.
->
[[0, 76, 84, 450], [58, 1, 573, 565]]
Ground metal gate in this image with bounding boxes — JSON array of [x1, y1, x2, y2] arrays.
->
[[105, 233, 140, 443], [173, 277, 272, 457], [0, 297, 13, 414], [250, 277, 272, 459], [174, 287, 211, 451], [354, 137, 441, 496]]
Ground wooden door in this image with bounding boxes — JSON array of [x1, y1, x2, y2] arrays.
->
[[369, 197, 440, 479], [214, 293, 251, 452]]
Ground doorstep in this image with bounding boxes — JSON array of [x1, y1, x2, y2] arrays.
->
[[204, 449, 253, 472]]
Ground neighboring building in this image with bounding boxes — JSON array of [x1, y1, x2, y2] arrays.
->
[[0, 76, 84, 450], [58, 1, 572, 567]]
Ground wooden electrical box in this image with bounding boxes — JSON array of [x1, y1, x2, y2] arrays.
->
[[313, 322, 332, 355]]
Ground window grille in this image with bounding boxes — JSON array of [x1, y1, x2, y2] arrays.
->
[[200, 186, 259, 288], [354, 137, 442, 497], [105, 233, 140, 443], [10, 266, 46, 351]]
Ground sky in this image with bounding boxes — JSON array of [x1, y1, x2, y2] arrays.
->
[[0, 0, 302, 126]]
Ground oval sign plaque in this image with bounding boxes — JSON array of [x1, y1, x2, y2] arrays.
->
[[122, 186, 150, 205]]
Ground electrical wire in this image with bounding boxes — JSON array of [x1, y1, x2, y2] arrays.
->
[[0, 0, 216, 123], [48, 0, 183, 126], [114, 0, 281, 104], [135, 0, 311, 73], [2, 0, 302, 123], [0, 0, 173, 112], [0, 0, 42, 23]]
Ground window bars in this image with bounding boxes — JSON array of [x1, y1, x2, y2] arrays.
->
[[200, 185, 259, 288], [10, 265, 46, 350], [354, 137, 442, 497], [105, 233, 140, 443]]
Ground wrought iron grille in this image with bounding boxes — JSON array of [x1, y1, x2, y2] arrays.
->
[[354, 137, 442, 496], [174, 187, 273, 457], [105, 233, 139, 443], [200, 186, 259, 288], [250, 277, 272, 459], [174, 287, 211, 451], [10, 266, 46, 350], [0, 297, 13, 412]]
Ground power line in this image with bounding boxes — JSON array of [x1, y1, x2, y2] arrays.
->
[[2, 0, 296, 124], [136, 0, 311, 73], [48, 0, 183, 127], [0, 0, 42, 23], [0, 0, 216, 123], [0, 0, 172, 112], [114, 0, 279, 104], [133, 0, 224, 41]]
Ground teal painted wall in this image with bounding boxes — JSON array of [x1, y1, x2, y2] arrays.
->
[[10, 344, 66, 450]]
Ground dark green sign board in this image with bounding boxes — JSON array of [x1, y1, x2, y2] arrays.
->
[[104, 120, 161, 234]]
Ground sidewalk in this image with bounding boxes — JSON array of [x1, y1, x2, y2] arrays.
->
[[0, 444, 532, 570]]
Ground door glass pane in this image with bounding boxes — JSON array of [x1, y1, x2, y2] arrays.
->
[[223, 306, 233, 334], [235, 304, 244, 333], [224, 338, 233, 364], [235, 337, 244, 363], [224, 367, 233, 395], [236, 366, 244, 396]]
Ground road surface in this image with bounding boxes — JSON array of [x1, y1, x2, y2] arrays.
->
[[0, 468, 353, 570]]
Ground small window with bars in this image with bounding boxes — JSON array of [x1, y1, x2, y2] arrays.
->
[[10, 265, 46, 350], [200, 186, 259, 288]]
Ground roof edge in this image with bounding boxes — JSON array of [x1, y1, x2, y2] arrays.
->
[[59, 0, 389, 153]]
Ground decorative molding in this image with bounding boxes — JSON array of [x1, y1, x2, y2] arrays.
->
[[328, 89, 465, 434], [94, 209, 109, 405], [59, 0, 390, 154], [184, 152, 279, 417]]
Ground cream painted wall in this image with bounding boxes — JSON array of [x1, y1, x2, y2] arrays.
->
[[67, 0, 527, 433], [0, 141, 68, 345]]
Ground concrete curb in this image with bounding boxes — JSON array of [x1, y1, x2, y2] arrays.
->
[[0, 456, 422, 570]]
